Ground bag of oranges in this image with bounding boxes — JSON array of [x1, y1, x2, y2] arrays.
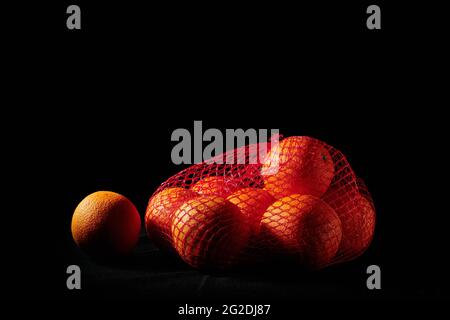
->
[[145, 136, 375, 270]]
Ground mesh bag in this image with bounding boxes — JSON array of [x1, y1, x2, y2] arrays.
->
[[145, 135, 376, 270]]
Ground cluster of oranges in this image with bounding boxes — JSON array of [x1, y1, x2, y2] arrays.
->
[[71, 136, 375, 270], [145, 136, 376, 269]]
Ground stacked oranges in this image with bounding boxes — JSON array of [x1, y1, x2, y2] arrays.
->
[[145, 136, 376, 270]]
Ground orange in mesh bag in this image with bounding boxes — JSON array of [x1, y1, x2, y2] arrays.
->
[[191, 176, 239, 198], [322, 180, 376, 262], [145, 187, 198, 251], [260, 194, 342, 268], [172, 195, 250, 269], [145, 135, 376, 270], [261, 136, 335, 199]]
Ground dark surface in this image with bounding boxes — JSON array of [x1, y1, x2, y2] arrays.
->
[[65, 233, 422, 301]]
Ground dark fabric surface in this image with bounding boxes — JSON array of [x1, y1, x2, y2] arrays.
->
[[64, 231, 427, 301]]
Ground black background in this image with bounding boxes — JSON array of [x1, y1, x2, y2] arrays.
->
[[4, 0, 449, 318]]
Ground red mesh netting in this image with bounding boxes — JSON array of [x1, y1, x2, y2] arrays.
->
[[145, 135, 376, 270]]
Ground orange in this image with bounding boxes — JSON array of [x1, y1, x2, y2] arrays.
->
[[226, 187, 275, 234], [323, 186, 375, 258], [260, 194, 342, 268], [145, 187, 197, 250], [171, 195, 250, 269], [355, 196, 376, 252], [261, 136, 334, 199], [191, 176, 238, 198], [71, 191, 141, 256]]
